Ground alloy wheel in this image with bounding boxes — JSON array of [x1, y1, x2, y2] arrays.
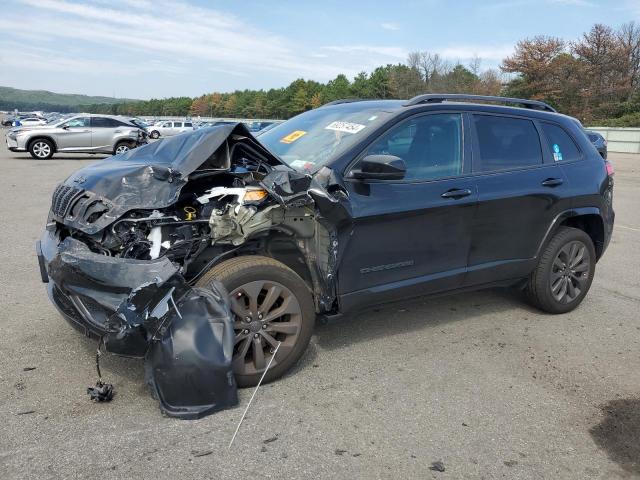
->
[[229, 280, 302, 376], [550, 240, 590, 303], [33, 141, 51, 158], [115, 144, 130, 155]]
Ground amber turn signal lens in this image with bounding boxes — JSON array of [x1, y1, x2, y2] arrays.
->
[[243, 189, 268, 202]]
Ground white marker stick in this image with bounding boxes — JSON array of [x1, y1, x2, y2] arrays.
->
[[228, 341, 281, 449]]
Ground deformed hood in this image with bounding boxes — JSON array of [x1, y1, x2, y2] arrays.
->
[[53, 123, 286, 234]]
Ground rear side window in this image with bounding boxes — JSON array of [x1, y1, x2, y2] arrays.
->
[[174, 122, 183, 128], [540, 123, 581, 162], [92, 117, 119, 128], [473, 115, 542, 172], [184, 122, 192, 127]]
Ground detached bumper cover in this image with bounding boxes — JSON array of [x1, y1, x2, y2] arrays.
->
[[39, 230, 238, 419]]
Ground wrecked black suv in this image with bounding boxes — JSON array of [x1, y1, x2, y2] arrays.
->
[[38, 94, 614, 417]]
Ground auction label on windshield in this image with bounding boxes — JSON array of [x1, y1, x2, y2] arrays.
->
[[325, 121, 366, 134], [280, 130, 307, 144]]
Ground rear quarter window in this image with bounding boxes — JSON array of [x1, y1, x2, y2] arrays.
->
[[540, 123, 582, 162], [473, 115, 543, 172]]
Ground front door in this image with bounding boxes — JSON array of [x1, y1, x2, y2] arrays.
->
[[56, 117, 92, 150], [338, 112, 478, 312]]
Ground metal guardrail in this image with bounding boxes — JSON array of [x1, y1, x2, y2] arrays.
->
[[590, 127, 640, 154]]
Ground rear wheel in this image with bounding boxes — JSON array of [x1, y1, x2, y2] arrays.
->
[[150, 130, 160, 139], [526, 226, 596, 314], [29, 139, 54, 159], [196, 255, 315, 387], [114, 142, 132, 155]]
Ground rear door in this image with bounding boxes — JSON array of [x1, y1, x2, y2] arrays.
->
[[55, 117, 92, 150], [90, 117, 118, 151], [465, 113, 570, 285], [339, 112, 478, 311]]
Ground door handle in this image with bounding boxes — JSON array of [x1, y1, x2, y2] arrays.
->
[[541, 178, 564, 187], [441, 188, 472, 199]]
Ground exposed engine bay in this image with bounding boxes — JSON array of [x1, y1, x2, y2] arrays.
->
[[39, 124, 351, 418]]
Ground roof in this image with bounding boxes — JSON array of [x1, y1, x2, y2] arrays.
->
[[321, 94, 561, 117]]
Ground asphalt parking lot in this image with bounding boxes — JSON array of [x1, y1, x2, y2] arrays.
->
[[0, 141, 638, 479]]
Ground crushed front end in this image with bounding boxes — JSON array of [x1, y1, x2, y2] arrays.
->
[[37, 124, 349, 418]]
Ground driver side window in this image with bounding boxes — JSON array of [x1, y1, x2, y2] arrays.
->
[[63, 117, 89, 128], [364, 113, 463, 181]]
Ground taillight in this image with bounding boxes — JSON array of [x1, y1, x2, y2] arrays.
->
[[605, 160, 614, 176]]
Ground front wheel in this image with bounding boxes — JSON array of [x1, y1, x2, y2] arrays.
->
[[149, 130, 160, 139], [526, 226, 596, 314], [29, 139, 54, 159], [196, 255, 315, 387]]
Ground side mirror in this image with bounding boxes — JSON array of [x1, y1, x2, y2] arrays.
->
[[349, 154, 406, 181], [62, 125, 69, 130]]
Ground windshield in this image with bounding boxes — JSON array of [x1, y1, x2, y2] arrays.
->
[[257, 103, 399, 171]]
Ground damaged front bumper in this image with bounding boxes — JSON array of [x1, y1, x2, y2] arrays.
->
[[38, 229, 238, 419]]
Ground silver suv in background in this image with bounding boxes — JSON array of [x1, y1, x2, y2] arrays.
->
[[148, 120, 194, 139], [5, 114, 147, 159]]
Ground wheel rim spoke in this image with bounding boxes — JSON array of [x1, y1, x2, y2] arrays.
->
[[268, 322, 300, 335], [570, 246, 585, 268], [234, 336, 251, 364], [566, 278, 577, 299], [260, 284, 282, 314], [239, 281, 263, 315], [264, 295, 298, 322], [573, 262, 589, 273], [551, 277, 564, 294], [260, 331, 280, 349], [252, 337, 265, 370], [230, 295, 249, 319], [558, 277, 568, 301]]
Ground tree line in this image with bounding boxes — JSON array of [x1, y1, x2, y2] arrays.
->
[[81, 21, 640, 126]]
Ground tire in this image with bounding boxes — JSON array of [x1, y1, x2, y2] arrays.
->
[[150, 130, 160, 139], [526, 226, 596, 314], [113, 141, 132, 155], [196, 255, 315, 387], [28, 138, 54, 160]]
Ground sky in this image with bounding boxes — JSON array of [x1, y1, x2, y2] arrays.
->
[[0, 0, 639, 100]]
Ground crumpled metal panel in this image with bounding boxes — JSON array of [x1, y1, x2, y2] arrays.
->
[[42, 232, 238, 419], [54, 123, 286, 234]]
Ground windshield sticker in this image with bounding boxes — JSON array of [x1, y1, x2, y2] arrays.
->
[[280, 130, 307, 144], [552, 143, 563, 161], [325, 121, 366, 134]]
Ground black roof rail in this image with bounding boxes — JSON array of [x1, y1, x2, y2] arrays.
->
[[404, 94, 557, 113], [321, 98, 364, 107]]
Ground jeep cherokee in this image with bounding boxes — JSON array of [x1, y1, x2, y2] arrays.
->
[[37, 94, 614, 417]]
